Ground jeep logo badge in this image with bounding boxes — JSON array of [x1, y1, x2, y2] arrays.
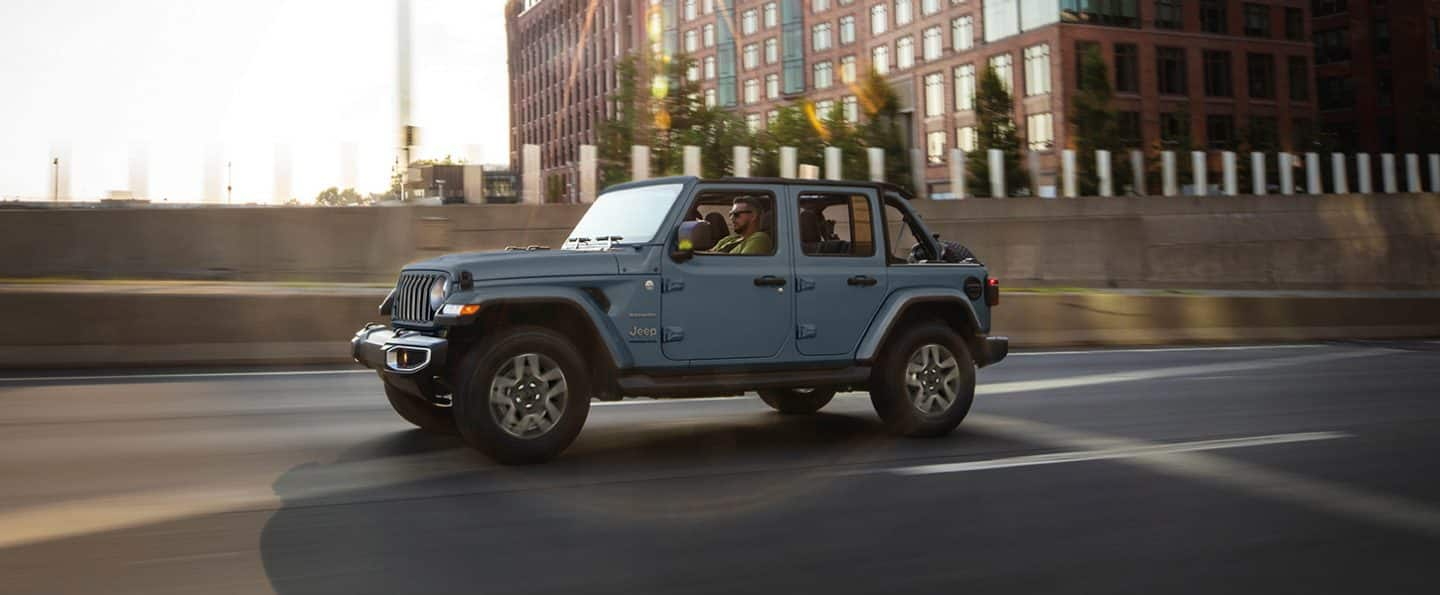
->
[[629, 326, 658, 338]]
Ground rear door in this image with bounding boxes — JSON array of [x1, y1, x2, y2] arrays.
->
[[791, 186, 887, 357]]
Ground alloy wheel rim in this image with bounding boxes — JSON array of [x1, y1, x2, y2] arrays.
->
[[905, 343, 961, 417], [489, 352, 567, 439]]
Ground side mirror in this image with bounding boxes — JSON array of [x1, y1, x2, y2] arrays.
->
[[671, 220, 706, 262]]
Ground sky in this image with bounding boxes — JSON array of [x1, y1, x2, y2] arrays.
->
[[0, 0, 509, 203]]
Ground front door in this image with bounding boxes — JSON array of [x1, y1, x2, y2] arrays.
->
[[791, 187, 888, 356], [660, 184, 792, 361]]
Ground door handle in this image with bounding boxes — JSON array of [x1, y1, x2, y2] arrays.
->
[[753, 275, 787, 287], [847, 275, 879, 287]]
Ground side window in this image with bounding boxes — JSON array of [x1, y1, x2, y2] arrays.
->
[[797, 192, 876, 257], [882, 199, 935, 264], [682, 190, 778, 256]]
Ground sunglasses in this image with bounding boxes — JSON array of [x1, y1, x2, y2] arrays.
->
[[728, 210, 754, 218]]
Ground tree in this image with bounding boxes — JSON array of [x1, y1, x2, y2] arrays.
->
[[314, 187, 371, 206], [597, 55, 648, 188], [1071, 45, 1123, 195], [967, 66, 1030, 197], [545, 174, 565, 203], [855, 68, 912, 193]]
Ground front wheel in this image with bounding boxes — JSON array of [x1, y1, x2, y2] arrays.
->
[[451, 326, 592, 464], [869, 323, 976, 437], [384, 381, 456, 435], [757, 387, 837, 414]]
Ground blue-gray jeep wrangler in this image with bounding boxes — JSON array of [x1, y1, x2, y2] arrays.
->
[[353, 177, 1007, 464]]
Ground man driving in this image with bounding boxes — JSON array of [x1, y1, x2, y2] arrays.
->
[[709, 196, 773, 255]]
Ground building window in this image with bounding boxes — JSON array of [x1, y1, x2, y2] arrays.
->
[[871, 4, 888, 34], [1317, 76, 1354, 110], [766, 73, 780, 98], [841, 55, 857, 83], [745, 78, 760, 104], [1247, 53, 1274, 99], [957, 126, 977, 152], [1313, 29, 1349, 64], [1115, 43, 1139, 93], [1288, 56, 1309, 101], [1023, 44, 1051, 96], [685, 0, 697, 21], [765, 2, 778, 28], [896, 0, 914, 26], [840, 15, 856, 44], [1433, 18, 1439, 50], [814, 0, 831, 12], [744, 44, 760, 69], [1203, 51, 1232, 97], [814, 61, 834, 89], [923, 27, 943, 61], [1377, 70, 1392, 107], [768, 109, 780, 124], [927, 131, 947, 164], [1027, 113, 1054, 150], [1161, 112, 1189, 146], [924, 72, 944, 117], [1312, 0, 1346, 18], [955, 64, 975, 110], [766, 38, 779, 63], [952, 16, 973, 51], [817, 99, 836, 118], [1285, 8, 1305, 41], [1200, 0, 1226, 34], [1117, 111, 1142, 146], [1248, 116, 1278, 149], [704, 0, 714, 13], [989, 53, 1013, 94], [873, 45, 891, 74], [1060, 0, 1141, 28], [704, 24, 715, 47], [746, 113, 763, 133], [1292, 117, 1314, 149], [685, 30, 698, 53], [687, 64, 700, 82], [742, 10, 758, 35], [1075, 41, 1099, 90], [1244, 4, 1269, 37], [1206, 115, 1234, 149], [1158, 47, 1187, 95], [705, 88, 717, 108], [813, 22, 833, 50], [704, 56, 716, 79], [1373, 18, 1390, 55], [1155, 0, 1183, 29], [923, 0, 942, 16], [897, 36, 915, 69], [844, 96, 859, 122]]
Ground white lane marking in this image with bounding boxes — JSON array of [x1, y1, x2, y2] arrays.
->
[[0, 369, 372, 384], [887, 432, 1348, 475], [1013, 344, 1327, 356], [964, 414, 1440, 537]]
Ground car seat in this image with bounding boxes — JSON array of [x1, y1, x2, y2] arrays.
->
[[703, 211, 729, 241], [798, 208, 822, 253]]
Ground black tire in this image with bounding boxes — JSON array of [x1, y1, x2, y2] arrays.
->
[[757, 387, 837, 414], [868, 322, 976, 437], [383, 381, 457, 435], [451, 326, 592, 464]]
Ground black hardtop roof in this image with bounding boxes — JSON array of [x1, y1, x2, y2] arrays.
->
[[602, 176, 916, 200]]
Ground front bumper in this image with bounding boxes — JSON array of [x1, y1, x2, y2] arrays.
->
[[352, 324, 453, 406], [978, 336, 1009, 368]]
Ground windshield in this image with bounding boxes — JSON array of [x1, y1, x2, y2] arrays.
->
[[562, 183, 683, 250]]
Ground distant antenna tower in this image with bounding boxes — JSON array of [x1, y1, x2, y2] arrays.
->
[[397, 0, 414, 200]]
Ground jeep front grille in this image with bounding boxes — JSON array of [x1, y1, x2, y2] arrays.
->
[[392, 272, 444, 324]]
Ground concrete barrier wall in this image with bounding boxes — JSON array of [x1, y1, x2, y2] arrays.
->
[[1, 286, 1436, 369], [2, 193, 1437, 288]]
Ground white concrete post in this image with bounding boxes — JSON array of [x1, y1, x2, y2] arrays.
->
[[1357, 153, 1372, 193], [1131, 150, 1145, 196], [1250, 152, 1266, 196], [1191, 151, 1207, 196], [1305, 152, 1321, 194], [1278, 153, 1294, 195], [1221, 151, 1237, 196], [732, 146, 751, 177], [913, 148, 929, 199], [630, 145, 650, 181], [1097, 150, 1113, 197], [867, 147, 885, 182], [949, 149, 967, 199], [1331, 153, 1348, 194], [682, 145, 701, 177], [522, 144, 541, 204], [798, 164, 820, 179], [1405, 154, 1421, 192], [1061, 150, 1077, 198], [780, 146, 798, 178], [578, 144, 598, 203], [988, 149, 1005, 198], [1430, 154, 1440, 193], [824, 147, 842, 180], [1381, 153, 1397, 193], [1162, 151, 1178, 196], [1026, 151, 1042, 198]]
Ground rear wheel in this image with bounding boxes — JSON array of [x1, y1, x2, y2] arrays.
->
[[869, 322, 976, 437], [383, 381, 456, 434], [757, 387, 837, 415], [451, 326, 592, 464]]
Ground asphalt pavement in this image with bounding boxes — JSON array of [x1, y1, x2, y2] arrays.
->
[[2, 341, 1439, 594]]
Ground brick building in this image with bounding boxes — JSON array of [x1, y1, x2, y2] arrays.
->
[[509, 0, 1318, 198], [1313, 0, 1440, 154]]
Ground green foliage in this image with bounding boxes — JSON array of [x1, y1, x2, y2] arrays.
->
[[314, 187, 372, 206], [598, 55, 648, 188], [545, 174, 565, 203], [855, 68, 911, 193], [967, 66, 1030, 197], [1071, 45, 1128, 195]]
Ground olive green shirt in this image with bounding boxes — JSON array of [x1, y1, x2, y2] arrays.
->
[[710, 231, 773, 255]]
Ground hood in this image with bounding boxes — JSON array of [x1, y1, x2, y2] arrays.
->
[[404, 249, 620, 282]]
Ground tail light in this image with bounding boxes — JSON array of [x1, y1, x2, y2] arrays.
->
[[986, 277, 1000, 307]]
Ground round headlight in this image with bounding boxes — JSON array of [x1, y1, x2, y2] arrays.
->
[[428, 277, 449, 310]]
